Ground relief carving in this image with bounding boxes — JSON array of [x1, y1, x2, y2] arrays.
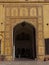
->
[[5, 6, 37, 17], [19, 7, 28, 16], [11, 8, 18, 16], [4, 4, 45, 59], [30, 8, 37, 17]]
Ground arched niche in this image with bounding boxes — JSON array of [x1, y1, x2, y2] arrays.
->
[[13, 21, 36, 60]]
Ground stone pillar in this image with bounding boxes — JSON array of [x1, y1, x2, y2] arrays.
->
[[37, 6, 45, 60]]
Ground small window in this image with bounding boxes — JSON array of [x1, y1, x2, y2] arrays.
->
[[45, 39, 49, 55]]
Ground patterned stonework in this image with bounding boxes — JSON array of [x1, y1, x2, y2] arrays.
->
[[0, 0, 48, 61], [2, 3, 44, 60]]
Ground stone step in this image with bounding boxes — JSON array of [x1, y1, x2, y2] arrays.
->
[[0, 61, 49, 65]]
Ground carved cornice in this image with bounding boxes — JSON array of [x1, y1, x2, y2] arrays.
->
[[0, 0, 49, 3]]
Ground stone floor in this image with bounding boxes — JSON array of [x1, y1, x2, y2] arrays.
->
[[0, 61, 49, 65]]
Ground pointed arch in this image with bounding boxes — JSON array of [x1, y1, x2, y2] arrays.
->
[[13, 21, 36, 60]]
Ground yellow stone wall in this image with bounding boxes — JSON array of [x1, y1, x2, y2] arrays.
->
[[0, 2, 49, 60], [43, 5, 49, 38], [0, 5, 5, 55]]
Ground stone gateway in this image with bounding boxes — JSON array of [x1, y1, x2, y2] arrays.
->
[[0, 0, 49, 61]]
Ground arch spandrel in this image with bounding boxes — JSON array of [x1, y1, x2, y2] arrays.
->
[[11, 19, 37, 30]]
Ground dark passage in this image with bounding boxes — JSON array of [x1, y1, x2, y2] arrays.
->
[[45, 38, 49, 55], [13, 22, 36, 60]]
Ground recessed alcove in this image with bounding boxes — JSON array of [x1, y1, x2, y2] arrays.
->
[[13, 21, 36, 60]]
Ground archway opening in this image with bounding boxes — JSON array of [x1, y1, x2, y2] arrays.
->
[[13, 22, 36, 60]]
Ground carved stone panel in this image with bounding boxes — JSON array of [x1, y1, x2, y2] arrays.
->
[[5, 5, 38, 18], [4, 4, 45, 60], [30, 7, 37, 17]]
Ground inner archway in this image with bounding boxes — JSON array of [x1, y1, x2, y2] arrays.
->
[[13, 21, 36, 60]]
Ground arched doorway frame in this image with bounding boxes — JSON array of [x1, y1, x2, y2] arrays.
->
[[4, 4, 45, 60], [12, 19, 37, 60]]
